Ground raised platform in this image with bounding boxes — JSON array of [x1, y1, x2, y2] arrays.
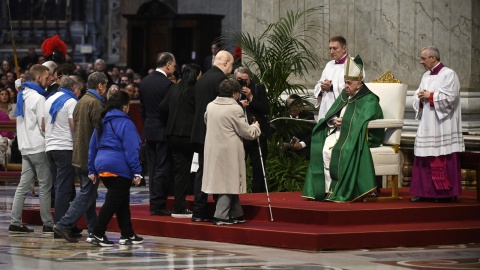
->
[[22, 188, 480, 250]]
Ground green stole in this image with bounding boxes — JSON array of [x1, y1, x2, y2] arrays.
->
[[302, 84, 384, 202]]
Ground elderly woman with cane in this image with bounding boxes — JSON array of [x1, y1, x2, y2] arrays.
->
[[202, 78, 261, 225]]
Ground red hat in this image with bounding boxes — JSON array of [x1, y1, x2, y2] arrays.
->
[[41, 34, 67, 58]]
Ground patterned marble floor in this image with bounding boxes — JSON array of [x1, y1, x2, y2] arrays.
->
[[0, 183, 479, 270]]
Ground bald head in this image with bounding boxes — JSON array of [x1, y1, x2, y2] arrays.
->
[[213, 50, 234, 75]]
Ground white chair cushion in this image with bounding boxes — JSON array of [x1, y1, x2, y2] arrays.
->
[[370, 146, 400, 175]]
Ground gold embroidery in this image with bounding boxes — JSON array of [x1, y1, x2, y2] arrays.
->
[[371, 70, 401, 83]]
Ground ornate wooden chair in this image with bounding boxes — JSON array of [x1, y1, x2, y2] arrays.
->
[[365, 72, 407, 201]]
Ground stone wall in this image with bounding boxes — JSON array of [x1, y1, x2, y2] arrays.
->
[[241, 0, 480, 132]]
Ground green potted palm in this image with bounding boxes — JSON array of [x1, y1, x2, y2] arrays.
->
[[227, 7, 323, 191]]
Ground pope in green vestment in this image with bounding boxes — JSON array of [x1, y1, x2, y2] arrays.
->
[[302, 55, 384, 202]]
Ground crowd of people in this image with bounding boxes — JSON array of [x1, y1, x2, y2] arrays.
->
[[3, 33, 465, 246]]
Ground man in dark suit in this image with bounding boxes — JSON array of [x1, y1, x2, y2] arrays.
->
[[285, 94, 315, 160], [234, 67, 270, 192], [191, 50, 234, 222], [140, 52, 176, 216], [202, 41, 221, 73]]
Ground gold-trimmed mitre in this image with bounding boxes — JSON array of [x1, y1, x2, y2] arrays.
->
[[344, 54, 364, 81]]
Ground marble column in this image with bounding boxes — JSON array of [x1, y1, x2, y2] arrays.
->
[[107, 0, 121, 64]]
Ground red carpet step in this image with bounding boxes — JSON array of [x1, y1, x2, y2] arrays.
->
[[22, 188, 480, 250]]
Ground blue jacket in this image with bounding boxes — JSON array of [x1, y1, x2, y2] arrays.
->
[[88, 109, 142, 179]]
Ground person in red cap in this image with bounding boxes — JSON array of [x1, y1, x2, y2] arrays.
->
[[41, 34, 67, 65]]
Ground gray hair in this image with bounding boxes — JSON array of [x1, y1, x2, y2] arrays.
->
[[60, 76, 81, 91], [87, 72, 108, 89], [233, 66, 252, 78], [422, 46, 441, 61], [156, 52, 174, 68]]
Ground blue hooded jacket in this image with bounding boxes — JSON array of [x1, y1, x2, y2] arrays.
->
[[88, 108, 142, 179]]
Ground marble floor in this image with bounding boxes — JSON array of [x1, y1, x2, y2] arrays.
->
[[0, 183, 479, 270]]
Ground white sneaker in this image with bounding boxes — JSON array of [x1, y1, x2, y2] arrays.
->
[[171, 209, 193, 218], [86, 233, 94, 243]]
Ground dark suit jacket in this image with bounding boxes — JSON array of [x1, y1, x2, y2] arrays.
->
[[203, 55, 214, 73], [159, 81, 195, 138], [139, 70, 173, 141], [240, 81, 270, 139], [191, 66, 227, 145]]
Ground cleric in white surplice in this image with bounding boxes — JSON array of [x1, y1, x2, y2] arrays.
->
[[410, 46, 465, 203], [312, 36, 366, 121]]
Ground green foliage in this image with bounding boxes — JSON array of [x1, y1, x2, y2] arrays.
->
[[245, 141, 309, 193], [229, 6, 322, 119], [229, 7, 323, 192], [265, 140, 309, 192]]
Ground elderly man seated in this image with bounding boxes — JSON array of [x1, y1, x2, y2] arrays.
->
[[302, 55, 384, 202]]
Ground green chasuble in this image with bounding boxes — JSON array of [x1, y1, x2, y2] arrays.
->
[[302, 84, 384, 202]]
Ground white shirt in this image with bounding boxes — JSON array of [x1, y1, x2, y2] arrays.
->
[[44, 91, 77, 151], [16, 88, 46, 155], [314, 55, 366, 120], [412, 65, 464, 156], [156, 68, 167, 77]]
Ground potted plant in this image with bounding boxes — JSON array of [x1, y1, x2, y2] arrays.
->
[[228, 7, 323, 191]]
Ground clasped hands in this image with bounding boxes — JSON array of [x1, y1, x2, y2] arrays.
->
[[328, 117, 342, 128], [417, 89, 430, 101], [320, 79, 332, 92]]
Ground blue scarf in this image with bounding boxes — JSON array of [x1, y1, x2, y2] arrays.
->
[[87, 89, 105, 103], [14, 82, 48, 117], [49, 88, 78, 124]]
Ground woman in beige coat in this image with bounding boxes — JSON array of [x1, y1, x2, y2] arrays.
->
[[202, 78, 261, 225]]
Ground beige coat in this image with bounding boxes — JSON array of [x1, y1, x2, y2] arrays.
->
[[202, 97, 261, 194]]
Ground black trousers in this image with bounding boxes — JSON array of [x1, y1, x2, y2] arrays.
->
[[168, 136, 194, 213], [244, 137, 268, 192], [93, 176, 134, 238], [192, 143, 209, 218], [146, 140, 171, 211]]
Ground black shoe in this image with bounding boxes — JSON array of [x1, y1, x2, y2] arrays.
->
[[171, 209, 193, 218], [71, 226, 83, 234], [119, 234, 144, 245], [409, 196, 425, 202], [71, 226, 82, 238], [213, 218, 235, 225], [150, 209, 171, 216], [8, 224, 33, 233], [191, 216, 213, 222], [53, 225, 78, 243], [434, 197, 454, 203], [231, 216, 246, 224], [42, 225, 54, 234], [90, 234, 114, 247]]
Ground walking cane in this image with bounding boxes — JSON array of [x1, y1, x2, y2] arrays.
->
[[251, 117, 273, 221]]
